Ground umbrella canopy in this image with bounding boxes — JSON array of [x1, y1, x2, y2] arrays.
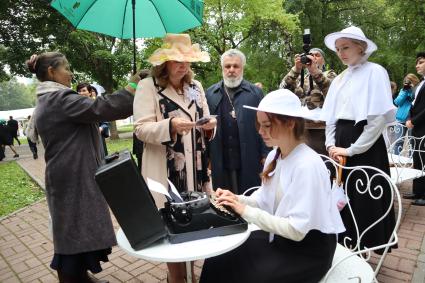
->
[[50, 0, 204, 72]]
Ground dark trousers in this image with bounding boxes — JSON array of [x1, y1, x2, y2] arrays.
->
[[412, 144, 425, 197], [220, 169, 240, 194], [27, 138, 37, 155], [12, 134, 20, 145], [0, 145, 4, 161], [306, 128, 327, 155]]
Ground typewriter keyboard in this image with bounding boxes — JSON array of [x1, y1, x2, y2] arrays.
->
[[209, 191, 237, 219]]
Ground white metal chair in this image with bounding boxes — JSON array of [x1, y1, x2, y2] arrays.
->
[[388, 134, 425, 184], [383, 122, 407, 151], [319, 155, 402, 283]]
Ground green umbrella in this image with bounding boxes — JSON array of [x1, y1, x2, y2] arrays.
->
[[50, 0, 204, 73]]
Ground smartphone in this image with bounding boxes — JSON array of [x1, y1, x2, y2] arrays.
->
[[196, 117, 211, 126]]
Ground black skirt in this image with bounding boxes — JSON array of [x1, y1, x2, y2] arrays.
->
[[335, 119, 397, 254], [200, 230, 336, 283], [50, 248, 111, 275]]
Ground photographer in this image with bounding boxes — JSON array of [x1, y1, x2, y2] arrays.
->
[[394, 74, 420, 125], [280, 48, 336, 154], [392, 74, 420, 155]]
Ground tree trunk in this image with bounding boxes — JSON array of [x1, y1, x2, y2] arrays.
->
[[109, 121, 119, 140], [97, 66, 120, 140]]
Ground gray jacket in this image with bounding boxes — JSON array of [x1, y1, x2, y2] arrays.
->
[[35, 87, 133, 254]]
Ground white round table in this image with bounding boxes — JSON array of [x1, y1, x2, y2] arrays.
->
[[116, 225, 256, 281]]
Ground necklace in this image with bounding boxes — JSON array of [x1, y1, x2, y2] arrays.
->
[[170, 81, 184, 95], [223, 86, 237, 119]]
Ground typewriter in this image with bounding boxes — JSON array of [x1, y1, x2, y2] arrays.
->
[[95, 150, 247, 250]]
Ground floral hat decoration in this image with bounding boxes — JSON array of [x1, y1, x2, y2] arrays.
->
[[148, 33, 210, 66]]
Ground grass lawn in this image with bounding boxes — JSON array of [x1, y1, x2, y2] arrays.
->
[[0, 137, 133, 217], [106, 138, 133, 155], [18, 137, 28, 145], [0, 162, 45, 217], [117, 124, 134, 134]]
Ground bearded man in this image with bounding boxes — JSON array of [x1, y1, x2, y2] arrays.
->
[[206, 49, 269, 194]]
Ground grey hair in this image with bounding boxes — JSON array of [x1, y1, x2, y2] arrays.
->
[[220, 49, 246, 67]]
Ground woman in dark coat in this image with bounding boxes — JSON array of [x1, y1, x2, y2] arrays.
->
[[26, 52, 138, 283]]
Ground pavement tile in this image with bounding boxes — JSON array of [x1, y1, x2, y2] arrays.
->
[[111, 268, 135, 281], [377, 274, 410, 283], [148, 266, 167, 280], [399, 258, 418, 274], [11, 261, 30, 273], [21, 267, 51, 282], [0, 268, 16, 281], [379, 266, 412, 280], [2, 275, 22, 283], [39, 273, 59, 283], [136, 272, 161, 283], [17, 263, 47, 280], [407, 239, 423, 250], [382, 254, 401, 270]]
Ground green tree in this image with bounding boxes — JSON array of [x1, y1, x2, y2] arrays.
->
[[0, 79, 36, 110], [0, 0, 137, 138], [187, 0, 299, 90]]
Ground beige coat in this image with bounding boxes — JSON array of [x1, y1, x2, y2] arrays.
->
[[133, 77, 210, 207]]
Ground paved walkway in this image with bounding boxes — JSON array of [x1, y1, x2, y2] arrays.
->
[[1, 144, 425, 282]]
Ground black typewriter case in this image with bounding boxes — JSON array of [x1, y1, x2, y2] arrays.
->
[[95, 150, 247, 250]]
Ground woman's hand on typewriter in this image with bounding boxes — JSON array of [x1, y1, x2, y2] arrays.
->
[[215, 188, 236, 199], [216, 188, 245, 216]]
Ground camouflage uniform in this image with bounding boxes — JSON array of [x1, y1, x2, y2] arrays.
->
[[279, 66, 337, 129], [280, 66, 337, 155]]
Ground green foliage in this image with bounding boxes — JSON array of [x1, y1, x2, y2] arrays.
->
[[184, 0, 299, 89], [1, 0, 425, 95], [0, 161, 44, 217], [286, 0, 425, 85], [0, 0, 135, 94], [0, 79, 36, 110]]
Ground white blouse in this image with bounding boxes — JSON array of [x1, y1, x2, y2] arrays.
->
[[320, 61, 396, 154], [239, 144, 345, 242]]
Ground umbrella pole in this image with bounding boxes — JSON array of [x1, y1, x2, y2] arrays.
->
[[132, 0, 136, 74]]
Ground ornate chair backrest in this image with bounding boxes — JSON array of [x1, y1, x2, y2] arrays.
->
[[388, 134, 425, 183], [320, 154, 402, 281], [383, 122, 407, 151]]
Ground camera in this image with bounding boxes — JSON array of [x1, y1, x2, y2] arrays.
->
[[300, 29, 312, 65], [403, 83, 412, 90], [403, 80, 412, 90]]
